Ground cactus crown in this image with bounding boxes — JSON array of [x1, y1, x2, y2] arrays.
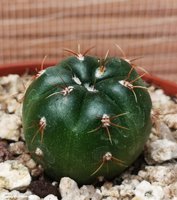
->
[[22, 47, 152, 185]]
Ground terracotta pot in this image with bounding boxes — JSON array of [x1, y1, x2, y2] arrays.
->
[[0, 61, 177, 96]]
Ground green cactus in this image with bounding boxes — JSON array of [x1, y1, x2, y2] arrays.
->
[[22, 48, 152, 185]]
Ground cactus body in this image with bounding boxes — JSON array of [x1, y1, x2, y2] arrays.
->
[[22, 55, 152, 184]]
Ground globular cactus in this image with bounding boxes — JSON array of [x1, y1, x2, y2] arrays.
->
[[22, 47, 152, 185]]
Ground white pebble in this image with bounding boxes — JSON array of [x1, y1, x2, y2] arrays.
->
[[133, 180, 164, 200], [164, 113, 177, 129], [157, 122, 174, 140], [92, 189, 102, 200], [149, 139, 177, 163], [119, 178, 139, 198], [25, 158, 37, 170], [44, 194, 58, 200], [9, 141, 25, 155], [0, 189, 30, 200], [164, 182, 177, 199], [0, 113, 21, 141], [59, 177, 102, 200], [0, 188, 9, 200], [0, 160, 31, 190], [28, 194, 41, 200], [0, 74, 24, 94], [101, 183, 120, 198], [59, 177, 80, 199], [138, 164, 177, 186], [80, 185, 96, 199], [6, 98, 19, 113], [102, 197, 117, 200], [149, 89, 170, 106]]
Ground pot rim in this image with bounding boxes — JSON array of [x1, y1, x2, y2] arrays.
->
[[0, 61, 177, 96]]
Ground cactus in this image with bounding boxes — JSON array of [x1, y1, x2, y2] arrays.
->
[[22, 47, 152, 185]]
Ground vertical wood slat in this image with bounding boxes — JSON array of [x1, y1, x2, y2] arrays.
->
[[0, 0, 177, 81]]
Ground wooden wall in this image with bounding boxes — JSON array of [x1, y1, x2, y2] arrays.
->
[[0, 0, 177, 81]]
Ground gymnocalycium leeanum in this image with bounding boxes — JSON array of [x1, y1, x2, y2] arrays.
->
[[22, 46, 152, 185]]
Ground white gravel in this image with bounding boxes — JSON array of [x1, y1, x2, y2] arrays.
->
[[0, 160, 31, 190], [44, 194, 59, 200], [132, 180, 164, 200], [0, 113, 21, 141]]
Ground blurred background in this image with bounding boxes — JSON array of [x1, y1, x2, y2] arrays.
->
[[0, 0, 177, 81]]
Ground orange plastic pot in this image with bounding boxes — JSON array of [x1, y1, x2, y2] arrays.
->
[[0, 61, 177, 96]]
